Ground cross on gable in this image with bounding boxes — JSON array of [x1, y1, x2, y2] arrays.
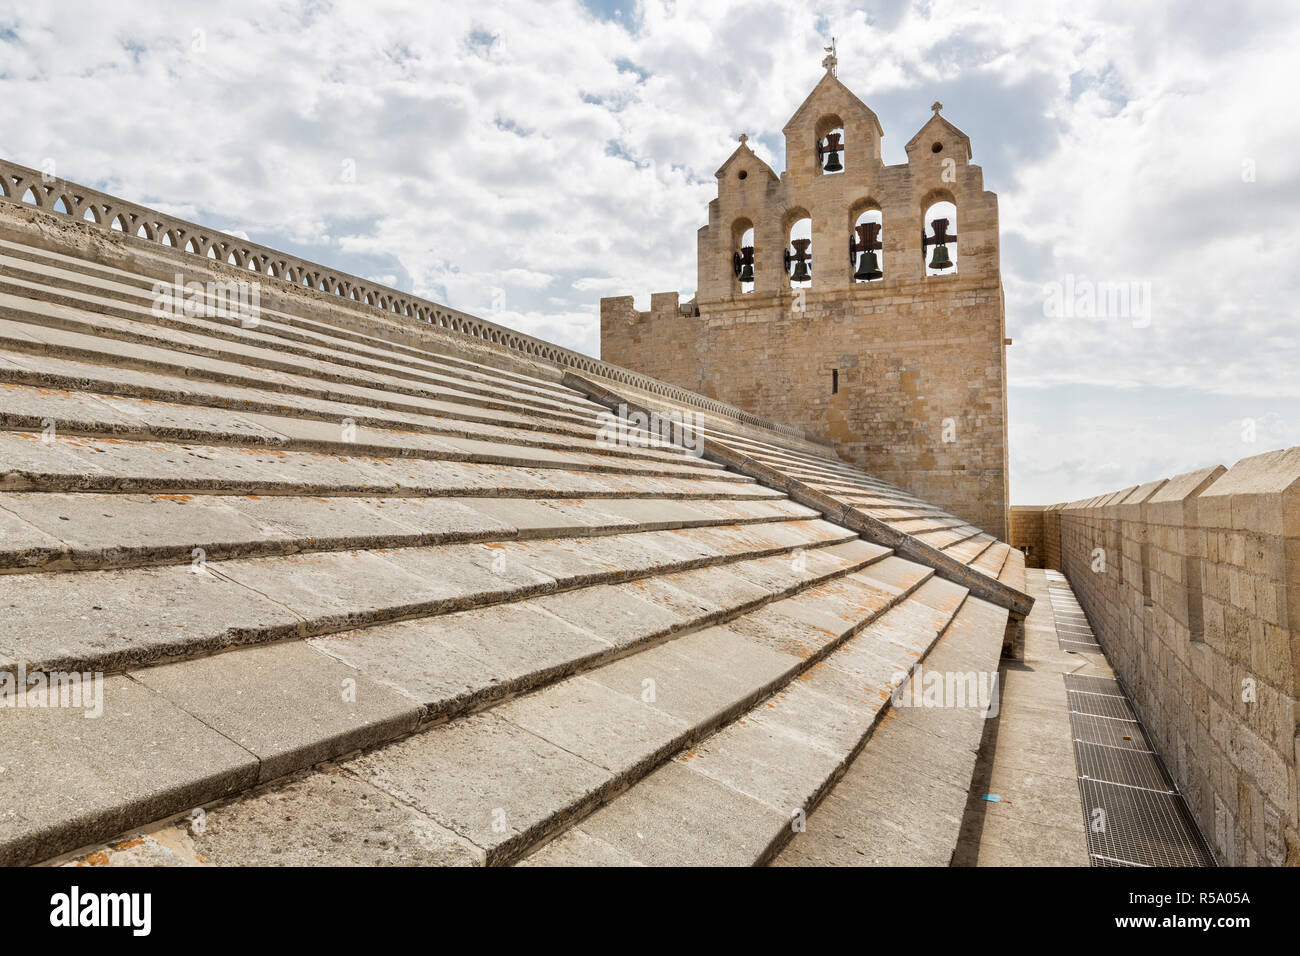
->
[[822, 37, 837, 76]]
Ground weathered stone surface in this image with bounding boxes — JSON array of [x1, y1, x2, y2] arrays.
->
[[344, 712, 611, 862], [0, 491, 291, 566], [516, 825, 644, 867], [190, 768, 481, 867], [540, 760, 788, 867], [582, 626, 795, 724], [0, 562, 302, 673], [0, 675, 258, 866], [497, 676, 689, 773], [130, 642, 420, 783], [309, 601, 612, 717]]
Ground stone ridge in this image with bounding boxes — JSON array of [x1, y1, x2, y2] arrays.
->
[[561, 371, 1030, 617]]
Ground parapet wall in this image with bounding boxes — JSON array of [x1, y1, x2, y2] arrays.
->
[[1049, 449, 1300, 865]]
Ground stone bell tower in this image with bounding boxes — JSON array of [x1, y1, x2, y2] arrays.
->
[[600, 54, 1009, 539]]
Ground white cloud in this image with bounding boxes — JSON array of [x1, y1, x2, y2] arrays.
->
[[1, 0, 1296, 504]]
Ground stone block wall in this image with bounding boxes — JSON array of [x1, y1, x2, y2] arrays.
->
[[1051, 449, 1300, 865], [602, 279, 1008, 539], [1009, 505, 1046, 568], [1042, 503, 1063, 571]]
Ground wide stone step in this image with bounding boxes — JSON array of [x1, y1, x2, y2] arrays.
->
[[0, 383, 733, 481], [0, 350, 721, 471], [0, 517, 858, 675], [0, 235, 580, 397], [619, 406, 1023, 591], [770, 595, 1008, 866], [333, 555, 936, 867], [0, 275, 603, 427], [943, 533, 996, 564], [1, 538, 894, 867], [35, 549, 935, 868], [0, 312, 612, 439], [309, 538, 895, 721], [0, 491, 819, 573], [0, 297, 602, 436], [0, 431, 778, 500], [0, 241, 593, 412], [517, 574, 976, 866]]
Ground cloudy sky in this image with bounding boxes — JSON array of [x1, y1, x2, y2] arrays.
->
[[1, 0, 1297, 503]]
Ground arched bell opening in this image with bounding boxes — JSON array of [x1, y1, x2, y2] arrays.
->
[[815, 114, 845, 175], [922, 198, 958, 276], [850, 207, 884, 283], [785, 214, 813, 288], [730, 218, 755, 294]]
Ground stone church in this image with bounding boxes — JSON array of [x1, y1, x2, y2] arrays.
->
[[602, 61, 1009, 540]]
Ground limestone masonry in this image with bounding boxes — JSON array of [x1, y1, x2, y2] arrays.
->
[[1010, 459, 1300, 866], [602, 69, 1009, 540]]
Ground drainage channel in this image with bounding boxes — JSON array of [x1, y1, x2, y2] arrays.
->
[[1044, 573, 1216, 867]]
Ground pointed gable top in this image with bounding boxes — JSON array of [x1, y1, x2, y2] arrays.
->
[[781, 71, 883, 138], [905, 103, 973, 160], [714, 134, 779, 182]]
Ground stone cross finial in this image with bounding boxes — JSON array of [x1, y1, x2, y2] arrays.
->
[[931, 101, 943, 114], [822, 38, 837, 76], [739, 133, 748, 145]]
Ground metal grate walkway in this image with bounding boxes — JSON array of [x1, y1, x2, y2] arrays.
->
[[1044, 573, 1216, 867], [1046, 578, 1103, 654]]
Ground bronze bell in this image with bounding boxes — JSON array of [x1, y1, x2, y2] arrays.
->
[[733, 246, 755, 284], [851, 222, 882, 280], [822, 131, 843, 172], [928, 243, 953, 271], [786, 239, 812, 283], [854, 250, 882, 281]]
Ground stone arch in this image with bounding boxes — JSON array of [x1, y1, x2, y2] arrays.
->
[[783, 206, 813, 288], [731, 216, 755, 293], [849, 197, 884, 283], [920, 188, 958, 276], [815, 113, 846, 175]]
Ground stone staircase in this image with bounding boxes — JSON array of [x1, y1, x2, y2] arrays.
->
[[0, 214, 1022, 867]]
